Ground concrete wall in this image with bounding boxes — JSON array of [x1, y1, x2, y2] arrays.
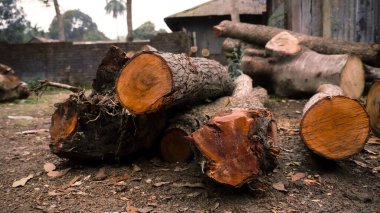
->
[[0, 32, 191, 85]]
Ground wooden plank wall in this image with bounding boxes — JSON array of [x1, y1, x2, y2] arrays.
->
[[270, 0, 379, 43]]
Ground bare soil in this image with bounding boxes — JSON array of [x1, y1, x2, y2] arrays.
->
[[0, 91, 379, 212]]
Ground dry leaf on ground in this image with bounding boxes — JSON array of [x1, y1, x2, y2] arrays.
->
[[43, 163, 56, 173], [12, 174, 34, 187], [291, 172, 306, 182], [272, 181, 287, 192]]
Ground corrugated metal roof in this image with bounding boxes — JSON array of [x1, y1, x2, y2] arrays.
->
[[166, 0, 266, 18]]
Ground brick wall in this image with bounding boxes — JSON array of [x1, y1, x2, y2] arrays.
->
[[0, 32, 191, 85]]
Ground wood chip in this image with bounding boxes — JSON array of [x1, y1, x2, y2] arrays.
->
[[43, 163, 56, 173], [94, 167, 107, 181], [272, 181, 287, 192], [12, 174, 33, 187], [153, 181, 170, 187], [172, 182, 205, 188], [353, 160, 369, 168], [303, 178, 320, 186], [291, 172, 306, 182]]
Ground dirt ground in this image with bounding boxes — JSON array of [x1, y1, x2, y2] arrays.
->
[[0, 90, 379, 212]]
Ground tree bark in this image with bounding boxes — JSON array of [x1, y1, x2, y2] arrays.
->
[[214, 20, 380, 66], [160, 74, 268, 162], [240, 32, 365, 99], [300, 84, 370, 160], [126, 0, 133, 42], [49, 46, 166, 162], [116, 51, 234, 114], [53, 0, 65, 41], [365, 65, 380, 82], [191, 108, 279, 187], [0, 64, 29, 102], [366, 80, 380, 137]]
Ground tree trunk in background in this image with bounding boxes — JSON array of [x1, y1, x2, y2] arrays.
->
[[300, 84, 369, 160], [240, 32, 365, 99], [126, 0, 133, 42], [366, 80, 380, 137], [213, 20, 380, 66], [53, 0, 65, 41], [116, 52, 234, 114]]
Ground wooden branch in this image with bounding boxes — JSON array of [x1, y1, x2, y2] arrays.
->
[[35, 80, 83, 93]]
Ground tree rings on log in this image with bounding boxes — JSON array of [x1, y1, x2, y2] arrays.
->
[[116, 52, 233, 114], [301, 89, 369, 159]]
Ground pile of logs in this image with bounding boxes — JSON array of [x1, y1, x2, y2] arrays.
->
[[0, 64, 30, 102], [216, 21, 379, 160], [48, 21, 379, 187]]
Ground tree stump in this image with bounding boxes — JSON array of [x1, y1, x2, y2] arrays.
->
[[300, 84, 370, 160], [192, 108, 279, 187], [366, 80, 380, 137], [116, 51, 234, 114], [160, 74, 268, 163], [50, 46, 166, 162]]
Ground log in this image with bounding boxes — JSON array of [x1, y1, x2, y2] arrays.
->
[[160, 74, 268, 162], [191, 108, 279, 187], [201, 48, 210, 58], [365, 65, 380, 82], [214, 20, 380, 66], [241, 32, 365, 99], [116, 51, 234, 114], [0, 64, 29, 101], [300, 84, 370, 160], [50, 46, 166, 162], [366, 80, 380, 137]]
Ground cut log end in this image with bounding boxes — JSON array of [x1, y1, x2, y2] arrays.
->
[[116, 52, 172, 114], [366, 80, 380, 137], [49, 99, 79, 153], [301, 96, 369, 159], [340, 55, 365, 99], [192, 109, 279, 187], [160, 129, 194, 163]]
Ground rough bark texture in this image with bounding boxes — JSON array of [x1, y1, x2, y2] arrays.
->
[[240, 32, 365, 99], [49, 46, 166, 162], [300, 84, 370, 160], [92, 45, 130, 94], [116, 51, 234, 114], [192, 108, 279, 187], [160, 74, 268, 162], [366, 80, 380, 137], [214, 20, 380, 66], [0, 64, 29, 102]]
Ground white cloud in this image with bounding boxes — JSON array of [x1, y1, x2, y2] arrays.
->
[[20, 0, 209, 39]]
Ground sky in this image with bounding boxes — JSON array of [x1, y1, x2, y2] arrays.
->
[[19, 0, 210, 40]]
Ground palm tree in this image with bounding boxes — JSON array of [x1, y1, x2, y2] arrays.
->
[[104, 0, 133, 42]]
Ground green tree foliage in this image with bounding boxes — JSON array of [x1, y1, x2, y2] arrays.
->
[[49, 10, 109, 41], [133, 21, 167, 40], [0, 0, 44, 43], [104, 0, 125, 18]]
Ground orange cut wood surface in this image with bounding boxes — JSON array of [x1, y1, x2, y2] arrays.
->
[[301, 96, 369, 159], [50, 100, 79, 148], [116, 53, 172, 114], [160, 129, 193, 163], [366, 80, 380, 136]]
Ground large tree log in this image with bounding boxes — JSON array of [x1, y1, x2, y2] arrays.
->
[[191, 108, 279, 187], [160, 74, 268, 162], [50, 46, 166, 162], [240, 32, 365, 99], [116, 52, 234, 114], [365, 65, 380, 82], [0, 64, 29, 101], [214, 20, 380, 66], [366, 80, 380, 137], [300, 84, 370, 160]]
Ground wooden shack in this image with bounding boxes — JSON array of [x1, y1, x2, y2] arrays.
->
[[164, 0, 267, 61]]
